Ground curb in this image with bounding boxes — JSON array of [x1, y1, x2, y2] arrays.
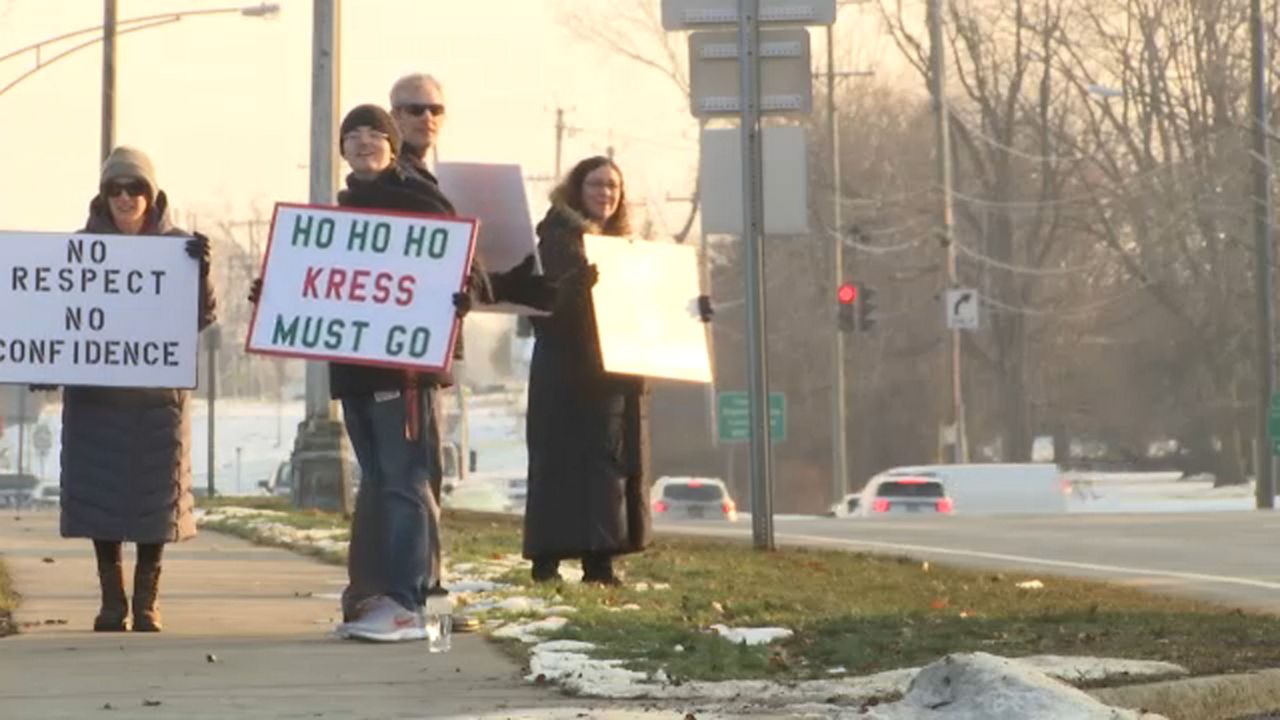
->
[[1091, 669, 1280, 720]]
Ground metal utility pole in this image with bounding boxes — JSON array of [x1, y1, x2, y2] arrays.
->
[[1250, 0, 1276, 509], [100, 0, 116, 162], [738, 0, 775, 550], [826, 22, 849, 506], [16, 390, 26, 478], [928, 0, 965, 463], [289, 0, 352, 513], [206, 325, 219, 498], [305, 0, 340, 420]]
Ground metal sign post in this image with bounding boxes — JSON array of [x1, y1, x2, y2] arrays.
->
[[738, 0, 775, 550]]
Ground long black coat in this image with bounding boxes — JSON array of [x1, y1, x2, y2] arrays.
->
[[60, 193, 216, 543], [522, 205, 651, 561]]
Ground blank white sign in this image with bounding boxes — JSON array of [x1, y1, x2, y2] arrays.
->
[[699, 125, 809, 236], [583, 234, 713, 384]]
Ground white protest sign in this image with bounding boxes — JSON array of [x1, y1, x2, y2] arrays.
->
[[246, 203, 477, 372], [0, 231, 200, 388], [436, 162, 547, 316], [583, 234, 713, 384]]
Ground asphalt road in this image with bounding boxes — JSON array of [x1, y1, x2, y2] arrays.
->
[[656, 511, 1280, 612]]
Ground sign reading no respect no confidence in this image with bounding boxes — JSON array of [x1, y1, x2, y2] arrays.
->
[[246, 204, 477, 373], [0, 231, 201, 388]]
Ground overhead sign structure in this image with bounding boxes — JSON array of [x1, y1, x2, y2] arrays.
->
[[435, 162, 546, 316], [689, 28, 813, 116], [662, 0, 836, 30], [583, 234, 713, 384], [700, 125, 809, 235], [717, 390, 786, 443], [0, 231, 201, 388], [946, 288, 980, 330], [246, 203, 477, 373]]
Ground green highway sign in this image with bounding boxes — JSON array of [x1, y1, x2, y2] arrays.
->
[[717, 391, 786, 443], [1270, 394, 1280, 439]]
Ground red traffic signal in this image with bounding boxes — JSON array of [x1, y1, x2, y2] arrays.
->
[[837, 282, 858, 305]]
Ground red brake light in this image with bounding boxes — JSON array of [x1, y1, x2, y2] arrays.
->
[[688, 480, 703, 488], [653, 500, 669, 513], [872, 499, 890, 513], [937, 498, 954, 514], [893, 477, 930, 484]]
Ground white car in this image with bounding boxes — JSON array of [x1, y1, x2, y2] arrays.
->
[[833, 475, 954, 518], [652, 476, 738, 522]]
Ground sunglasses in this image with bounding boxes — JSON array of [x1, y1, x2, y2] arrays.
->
[[102, 179, 149, 198], [395, 102, 446, 118]]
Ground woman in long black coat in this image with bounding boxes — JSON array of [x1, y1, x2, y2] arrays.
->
[[55, 146, 216, 632], [523, 156, 650, 585]]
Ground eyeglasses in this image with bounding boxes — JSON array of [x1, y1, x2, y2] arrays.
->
[[342, 128, 391, 145], [395, 102, 446, 118], [102, 179, 148, 198], [585, 180, 621, 192]]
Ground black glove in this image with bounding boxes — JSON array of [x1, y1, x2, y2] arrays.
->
[[248, 278, 263, 305], [697, 294, 714, 323], [453, 291, 473, 319], [28, 384, 58, 392], [186, 233, 211, 268], [565, 263, 599, 291]]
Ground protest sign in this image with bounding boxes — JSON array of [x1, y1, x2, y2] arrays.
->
[[436, 162, 546, 316], [583, 234, 713, 384], [0, 231, 201, 388], [246, 203, 477, 372]]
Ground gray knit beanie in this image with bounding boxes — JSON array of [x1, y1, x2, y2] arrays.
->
[[100, 146, 158, 202]]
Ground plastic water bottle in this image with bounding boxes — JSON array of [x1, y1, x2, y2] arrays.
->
[[425, 595, 452, 653]]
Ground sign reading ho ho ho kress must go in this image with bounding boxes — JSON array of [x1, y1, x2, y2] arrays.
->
[[246, 203, 477, 372], [0, 231, 201, 388]]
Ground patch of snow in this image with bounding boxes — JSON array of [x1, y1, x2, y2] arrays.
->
[[492, 616, 570, 643], [1019, 655, 1185, 684], [449, 580, 506, 593], [854, 653, 1169, 719], [541, 605, 578, 616], [710, 624, 793, 645], [1016, 579, 1045, 590], [606, 603, 642, 613], [468, 595, 547, 615]]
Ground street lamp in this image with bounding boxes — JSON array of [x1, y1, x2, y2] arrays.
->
[[0, 3, 281, 98], [0, 3, 280, 160]]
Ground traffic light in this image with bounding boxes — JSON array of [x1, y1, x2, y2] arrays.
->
[[837, 282, 857, 333], [857, 285, 878, 332]]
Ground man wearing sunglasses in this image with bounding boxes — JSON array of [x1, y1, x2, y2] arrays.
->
[[390, 74, 449, 191]]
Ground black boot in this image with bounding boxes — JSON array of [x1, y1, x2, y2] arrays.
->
[[581, 553, 621, 586], [531, 557, 562, 583], [131, 544, 164, 632], [92, 541, 128, 632]]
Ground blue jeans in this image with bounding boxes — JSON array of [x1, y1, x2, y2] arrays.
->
[[340, 388, 442, 616]]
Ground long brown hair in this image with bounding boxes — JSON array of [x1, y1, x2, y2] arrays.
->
[[549, 156, 631, 236]]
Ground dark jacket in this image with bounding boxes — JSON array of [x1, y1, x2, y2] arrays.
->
[[59, 192, 216, 543], [522, 204, 651, 561], [328, 163, 490, 399]]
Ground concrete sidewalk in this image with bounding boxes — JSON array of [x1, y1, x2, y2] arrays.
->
[[0, 509, 598, 720]]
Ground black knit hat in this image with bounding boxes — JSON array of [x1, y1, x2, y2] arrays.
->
[[339, 104, 401, 155]]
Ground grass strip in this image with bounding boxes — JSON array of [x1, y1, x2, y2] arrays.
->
[[198, 498, 1280, 683]]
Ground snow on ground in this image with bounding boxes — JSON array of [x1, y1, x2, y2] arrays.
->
[[709, 624, 792, 645], [852, 653, 1169, 720], [196, 508, 1191, 718]]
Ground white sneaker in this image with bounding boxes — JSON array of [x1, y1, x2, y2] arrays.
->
[[341, 596, 427, 643]]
